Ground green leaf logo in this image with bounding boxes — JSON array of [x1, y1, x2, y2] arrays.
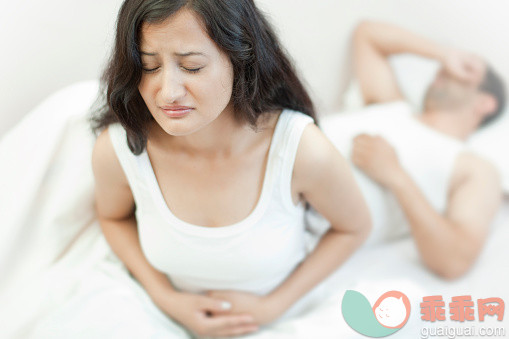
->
[[342, 290, 411, 337]]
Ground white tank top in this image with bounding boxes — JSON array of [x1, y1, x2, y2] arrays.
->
[[108, 109, 314, 296]]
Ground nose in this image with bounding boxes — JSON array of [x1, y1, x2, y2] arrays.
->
[[160, 67, 186, 103]]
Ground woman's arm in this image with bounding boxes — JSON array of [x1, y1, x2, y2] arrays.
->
[[97, 215, 176, 297], [92, 128, 176, 298], [265, 123, 372, 311], [209, 124, 372, 322]]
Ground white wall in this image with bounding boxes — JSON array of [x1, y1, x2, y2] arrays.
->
[[1, 0, 508, 137], [0, 0, 124, 137]]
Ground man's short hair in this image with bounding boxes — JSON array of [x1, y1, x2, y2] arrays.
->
[[479, 65, 506, 127]]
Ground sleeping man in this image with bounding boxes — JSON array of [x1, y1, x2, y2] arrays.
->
[[309, 21, 506, 280]]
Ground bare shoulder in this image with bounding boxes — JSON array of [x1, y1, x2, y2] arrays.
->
[[450, 151, 501, 194], [455, 152, 500, 183], [92, 127, 128, 185], [293, 123, 349, 191], [292, 121, 372, 233], [296, 123, 339, 165], [92, 126, 135, 219], [446, 152, 502, 241]]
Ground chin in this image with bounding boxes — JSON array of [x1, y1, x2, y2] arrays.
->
[[156, 118, 208, 137], [160, 124, 197, 137]]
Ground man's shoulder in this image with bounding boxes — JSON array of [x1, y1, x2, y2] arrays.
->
[[450, 152, 500, 190], [456, 152, 498, 175]]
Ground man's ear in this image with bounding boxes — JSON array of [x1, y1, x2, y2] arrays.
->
[[477, 93, 498, 118]]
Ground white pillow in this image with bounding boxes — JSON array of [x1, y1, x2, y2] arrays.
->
[[0, 80, 100, 294], [341, 54, 509, 193]]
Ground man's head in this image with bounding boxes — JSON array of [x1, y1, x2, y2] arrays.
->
[[423, 63, 506, 129]]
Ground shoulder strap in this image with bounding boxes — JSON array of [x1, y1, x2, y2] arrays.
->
[[276, 110, 314, 211]]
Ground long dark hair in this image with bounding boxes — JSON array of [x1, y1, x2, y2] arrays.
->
[[90, 0, 317, 155]]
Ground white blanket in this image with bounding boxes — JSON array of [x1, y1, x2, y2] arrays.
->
[[1, 81, 507, 338]]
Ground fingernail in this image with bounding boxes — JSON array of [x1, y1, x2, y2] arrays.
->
[[221, 301, 232, 310]]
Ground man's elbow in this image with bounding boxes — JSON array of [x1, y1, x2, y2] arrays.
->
[[354, 20, 387, 43], [426, 251, 479, 281], [431, 262, 470, 281], [353, 21, 374, 43]]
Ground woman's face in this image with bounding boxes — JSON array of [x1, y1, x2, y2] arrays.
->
[[138, 9, 234, 137]]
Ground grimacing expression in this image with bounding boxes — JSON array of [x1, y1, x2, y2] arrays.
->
[[137, 8, 234, 137]]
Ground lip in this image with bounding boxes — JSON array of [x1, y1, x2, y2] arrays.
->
[[160, 105, 193, 118]]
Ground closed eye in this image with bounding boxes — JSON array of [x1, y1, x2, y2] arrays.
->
[[142, 67, 202, 74], [183, 67, 203, 74], [142, 67, 160, 74]]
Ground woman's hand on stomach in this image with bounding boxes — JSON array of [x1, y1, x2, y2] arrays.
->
[[206, 290, 284, 326], [153, 290, 259, 337]]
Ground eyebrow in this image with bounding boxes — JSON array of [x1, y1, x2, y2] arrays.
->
[[140, 51, 206, 57]]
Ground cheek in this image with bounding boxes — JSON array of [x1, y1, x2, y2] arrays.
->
[[214, 71, 234, 104], [215, 55, 234, 101], [192, 64, 233, 110], [138, 77, 154, 105]]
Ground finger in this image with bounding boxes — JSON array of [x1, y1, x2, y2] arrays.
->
[[352, 142, 373, 156], [469, 63, 486, 83], [353, 134, 373, 143], [374, 136, 391, 148], [467, 55, 484, 71], [353, 139, 373, 150], [214, 324, 259, 337], [197, 296, 233, 313], [461, 66, 480, 83], [463, 60, 485, 83], [354, 133, 376, 145], [465, 60, 481, 74], [448, 63, 471, 82], [351, 143, 371, 157], [351, 147, 369, 159], [206, 314, 256, 332], [206, 290, 232, 300], [455, 68, 471, 82], [207, 308, 230, 317], [351, 154, 367, 168]]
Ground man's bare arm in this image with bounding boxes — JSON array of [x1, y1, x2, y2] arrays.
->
[[390, 154, 501, 279], [353, 21, 451, 105], [352, 135, 502, 279]]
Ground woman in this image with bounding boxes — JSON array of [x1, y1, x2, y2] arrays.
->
[[90, 0, 371, 337]]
